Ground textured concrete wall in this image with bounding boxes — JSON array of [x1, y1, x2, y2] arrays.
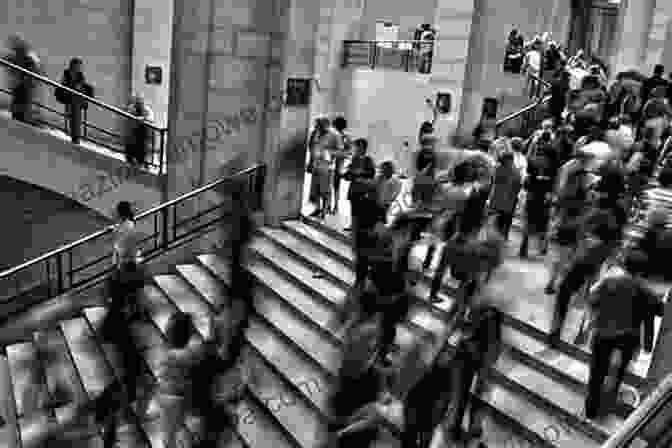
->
[[334, 68, 437, 173], [457, 0, 570, 139], [0, 0, 132, 136], [360, 0, 439, 41], [132, 0, 174, 128], [643, 0, 672, 74]]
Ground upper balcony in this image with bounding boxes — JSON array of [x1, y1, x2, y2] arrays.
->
[[342, 40, 435, 73]]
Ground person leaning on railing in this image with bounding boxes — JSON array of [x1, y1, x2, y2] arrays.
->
[[57, 58, 94, 145]]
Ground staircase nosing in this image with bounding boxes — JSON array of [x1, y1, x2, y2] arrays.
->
[[243, 243, 612, 445], [287, 222, 648, 387], [152, 274, 314, 448], [282, 221, 354, 267], [504, 342, 635, 418], [250, 243, 437, 345], [0, 346, 22, 448], [243, 343, 331, 440], [254, 231, 437, 339], [488, 368, 610, 443], [79, 312, 153, 446], [28, 334, 60, 424], [54, 322, 107, 441]]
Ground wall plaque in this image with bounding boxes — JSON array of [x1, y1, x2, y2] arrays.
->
[[145, 66, 162, 85], [285, 78, 311, 107]]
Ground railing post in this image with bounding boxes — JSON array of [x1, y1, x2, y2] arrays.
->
[[162, 207, 170, 250], [56, 254, 64, 295], [159, 130, 166, 174], [370, 42, 376, 70]]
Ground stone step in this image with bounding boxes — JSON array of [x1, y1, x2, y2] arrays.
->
[[295, 217, 649, 386], [199, 247, 596, 447], [0, 352, 20, 448], [248, 226, 642, 445]]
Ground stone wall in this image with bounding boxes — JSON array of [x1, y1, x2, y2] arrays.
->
[[0, 0, 132, 137]]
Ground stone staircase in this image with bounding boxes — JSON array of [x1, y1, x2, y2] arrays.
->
[[0, 217, 657, 447]]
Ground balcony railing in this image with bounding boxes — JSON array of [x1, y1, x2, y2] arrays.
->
[[0, 57, 168, 174], [343, 40, 435, 73], [0, 164, 266, 310]]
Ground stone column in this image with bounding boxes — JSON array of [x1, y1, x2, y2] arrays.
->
[[261, 0, 321, 226], [662, 20, 672, 71], [611, 0, 656, 74], [643, 0, 672, 74], [131, 0, 175, 128], [430, 0, 477, 144]]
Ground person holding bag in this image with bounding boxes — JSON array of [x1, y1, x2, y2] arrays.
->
[[58, 58, 94, 144]]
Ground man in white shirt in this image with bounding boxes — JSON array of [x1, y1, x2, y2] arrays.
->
[[523, 41, 542, 97]]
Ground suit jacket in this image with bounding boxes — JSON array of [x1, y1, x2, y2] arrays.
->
[[589, 270, 662, 348]]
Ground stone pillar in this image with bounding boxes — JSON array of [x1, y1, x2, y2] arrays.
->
[[662, 19, 672, 71], [643, 0, 672, 74], [611, 0, 656, 74], [261, 0, 321, 226], [131, 0, 175, 128], [312, 0, 366, 118], [430, 0, 477, 144], [454, 0, 487, 141]]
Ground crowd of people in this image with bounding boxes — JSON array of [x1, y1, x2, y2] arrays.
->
[[5, 35, 154, 167], [7, 29, 672, 448], [300, 56, 672, 445]]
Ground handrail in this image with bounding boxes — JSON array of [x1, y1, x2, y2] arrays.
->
[[343, 40, 434, 44], [0, 56, 165, 132], [495, 95, 552, 127], [0, 164, 263, 280], [602, 371, 672, 447]]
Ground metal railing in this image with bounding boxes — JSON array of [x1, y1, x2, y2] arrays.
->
[[495, 92, 552, 137], [343, 40, 435, 73], [602, 371, 672, 447], [0, 57, 168, 173], [0, 164, 266, 308]]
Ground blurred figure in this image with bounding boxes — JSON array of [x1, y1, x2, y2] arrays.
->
[[157, 312, 205, 448], [445, 304, 503, 443], [59, 58, 93, 144], [6, 36, 40, 123], [549, 70, 571, 124], [523, 40, 542, 98], [519, 132, 558, 257], [583, 254, 663, 419], [641, 64, 668, 107], [125, 94, 153, 167], [489, 152, 523, 240]]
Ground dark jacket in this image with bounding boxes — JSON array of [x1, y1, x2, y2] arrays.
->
[[345, 155, 376, 201], [589, 271, 662, 346], [490, 163, 522, 213], [642, 75, 669, 104]]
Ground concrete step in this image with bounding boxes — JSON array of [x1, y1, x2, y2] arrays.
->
[[295, 216, 650, 386], [248, 225, 643, 446]]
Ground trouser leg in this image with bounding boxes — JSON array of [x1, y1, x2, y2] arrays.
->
[[585, 335, 616, 418]]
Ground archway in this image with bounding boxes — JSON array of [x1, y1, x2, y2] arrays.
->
[[568, 0, 620, 70]]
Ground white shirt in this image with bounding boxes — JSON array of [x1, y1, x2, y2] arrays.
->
[[525, 50, 541, 73]]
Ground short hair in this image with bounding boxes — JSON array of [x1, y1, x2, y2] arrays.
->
[[165, 312, 193, 349], [654, 64, 665, 75], [332, 116, 347, 131], [116, 201, 134, 220], [499, 152, 514, 163], [380, 160, 395, 171], [658, 166, 672, 188], [353, 138, 368, 152]]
